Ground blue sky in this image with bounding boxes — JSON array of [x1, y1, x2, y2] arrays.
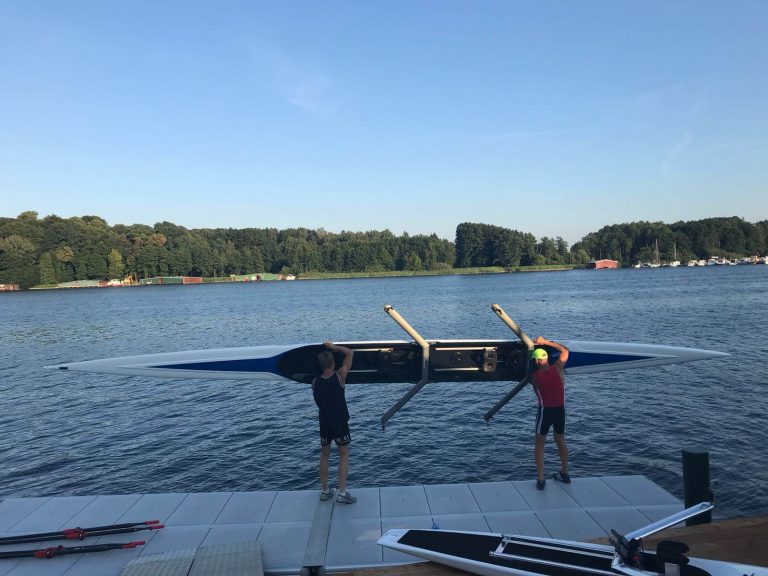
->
[[1, 1, 766, 244]]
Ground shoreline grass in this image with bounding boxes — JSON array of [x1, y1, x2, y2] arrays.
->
[[298, 265, 574, 280], [26, 264, 576, 290]]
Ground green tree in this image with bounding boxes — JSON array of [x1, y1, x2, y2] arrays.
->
[[38, 251, 57, 284], [455, 223, 484, 267], [108, 248, 125, 279], [404, 252, 423, 271], [0, 234, 39, 288]]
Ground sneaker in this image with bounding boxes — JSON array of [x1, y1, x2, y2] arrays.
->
[[536, 479, 546, 491], [336, 491, 357, 504], [552, 471, 571, 484], [320, 489, 333, 501]]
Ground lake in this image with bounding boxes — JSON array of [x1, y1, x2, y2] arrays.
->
[[1, 266, 766, 519]]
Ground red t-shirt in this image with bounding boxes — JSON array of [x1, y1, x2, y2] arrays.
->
[[533, 365, 565, 407]]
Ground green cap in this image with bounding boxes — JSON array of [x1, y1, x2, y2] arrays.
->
[[532, 348, 548, 360]]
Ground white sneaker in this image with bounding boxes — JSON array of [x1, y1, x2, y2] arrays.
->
[[336, 491, 357, 504]]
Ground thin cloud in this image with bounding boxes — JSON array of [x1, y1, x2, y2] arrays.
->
[[249, 39, 339, 117], [279, 74, 338, 117], [461, 129, 575, 143], [663, 131, 692, 174], [486, 129, 572, 141]]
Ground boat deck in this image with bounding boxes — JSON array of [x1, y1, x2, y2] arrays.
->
[[0, 475, 684, 576]]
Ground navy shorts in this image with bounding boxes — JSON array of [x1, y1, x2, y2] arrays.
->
[[535, 406, 565, 436], [320, 421, 351, 446]]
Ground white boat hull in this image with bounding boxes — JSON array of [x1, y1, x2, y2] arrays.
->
[[47, 339, 729, 383], [378, 528, 768, 576]]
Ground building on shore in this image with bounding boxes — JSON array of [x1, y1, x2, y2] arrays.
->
[[585, 259, 619, 269]]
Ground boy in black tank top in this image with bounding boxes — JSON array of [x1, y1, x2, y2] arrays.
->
[[312, 341, 356, 503]]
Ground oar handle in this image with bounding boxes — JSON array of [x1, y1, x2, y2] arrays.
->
[[491, 304, 534, 349], [384, 305, 429, 348]]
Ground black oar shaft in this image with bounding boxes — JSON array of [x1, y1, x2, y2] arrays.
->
[[0, 520, 161, 545], [0, 541, 144, 560]]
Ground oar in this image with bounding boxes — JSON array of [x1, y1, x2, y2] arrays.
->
[[0, 520, 162, 545], [0, 541, 145, 560]]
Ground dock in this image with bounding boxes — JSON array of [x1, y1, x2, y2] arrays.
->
[[0, 475, 741, 576]]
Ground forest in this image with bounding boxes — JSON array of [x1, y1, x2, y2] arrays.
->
[[1, 211, 766, 289]]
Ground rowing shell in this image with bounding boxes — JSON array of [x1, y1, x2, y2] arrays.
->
[[48, 340, 728, 384], [377, 527, 767, 576], [378, 503, 765, 576]]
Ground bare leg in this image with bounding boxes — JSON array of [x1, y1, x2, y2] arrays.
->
[[535, 434, 546, 480], [554, 433, 569, 474], [319, 444, 331, 491], [338, 444, 349, 492]]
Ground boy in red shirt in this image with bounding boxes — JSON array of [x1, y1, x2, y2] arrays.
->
[[531, 336, 570, 490]]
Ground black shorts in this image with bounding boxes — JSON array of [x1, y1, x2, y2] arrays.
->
[[535, 405, 565, 436], [320, 421, 351, 446]]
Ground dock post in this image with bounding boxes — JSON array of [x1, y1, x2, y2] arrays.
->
[[682, 448, 712, 525]]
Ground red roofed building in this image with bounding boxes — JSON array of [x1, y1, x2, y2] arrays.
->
[[585, 259, 619, 269]]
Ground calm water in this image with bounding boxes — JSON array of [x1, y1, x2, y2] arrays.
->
[[1, 267, 766, 519]]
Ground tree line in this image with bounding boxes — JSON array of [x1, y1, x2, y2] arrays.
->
[[0, 211, 459, 288], [1, 211, 766, 288], [571, 217, 768, 264]]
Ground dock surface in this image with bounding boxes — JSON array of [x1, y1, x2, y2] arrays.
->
[[0, 475, 689, 576]]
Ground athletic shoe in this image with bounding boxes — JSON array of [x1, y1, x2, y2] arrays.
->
[[552, 471, 571, 484], [320, 489, 333, 501], [336, 491, 357, 504], [536, 479, 546, 491]]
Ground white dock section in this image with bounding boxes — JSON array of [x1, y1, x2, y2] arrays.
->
[[0, 475, 682, 576]]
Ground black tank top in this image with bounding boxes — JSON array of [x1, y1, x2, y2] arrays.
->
[[312, 372, 350, 425]]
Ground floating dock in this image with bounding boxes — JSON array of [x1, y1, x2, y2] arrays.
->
[[0, 475, 688, 576]]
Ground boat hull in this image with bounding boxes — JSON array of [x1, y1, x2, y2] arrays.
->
[[48, 340, 729, 384], [377, 529, 768, 576]]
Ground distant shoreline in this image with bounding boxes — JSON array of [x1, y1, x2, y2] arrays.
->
[[21, 265, 575, 291], [298, 265, 574, 280]]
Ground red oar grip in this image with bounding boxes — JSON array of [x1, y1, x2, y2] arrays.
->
[[35, 545, 64, 558], [122, 541, 145, 549], [149, 524, 165, 530]]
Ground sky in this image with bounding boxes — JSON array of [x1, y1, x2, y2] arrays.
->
[[1, 1, 766, 245]]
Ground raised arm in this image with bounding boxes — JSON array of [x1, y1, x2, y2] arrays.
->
[[324, 341, 354, 385], [534, 336, 569, 367]]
